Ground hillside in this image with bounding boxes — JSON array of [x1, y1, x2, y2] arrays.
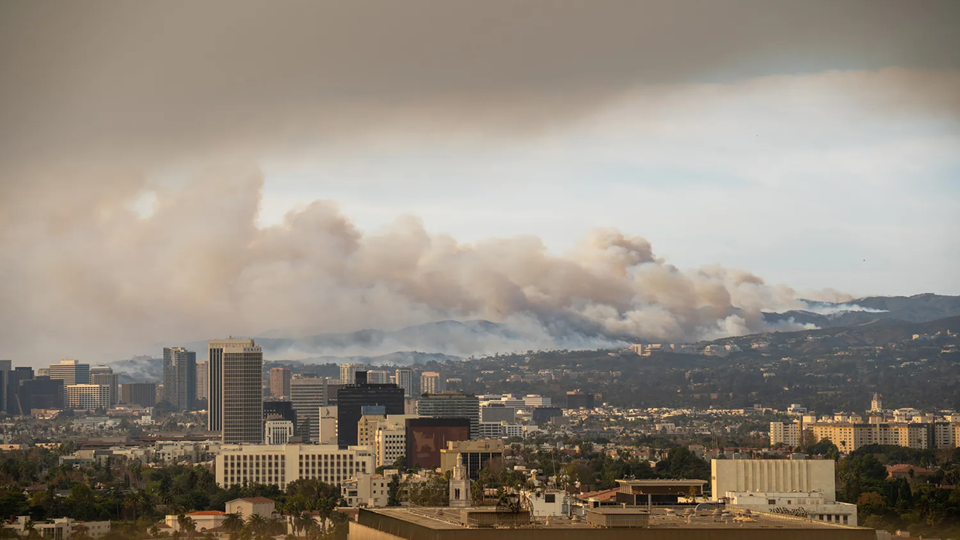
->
[[764, 293, 960, 328]]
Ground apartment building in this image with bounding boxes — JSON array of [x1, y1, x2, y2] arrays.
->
[[810, 422, 933, 452], [769, 421, 801, 447]]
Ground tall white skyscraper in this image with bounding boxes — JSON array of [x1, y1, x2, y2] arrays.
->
[[208, 338, 263, 443]]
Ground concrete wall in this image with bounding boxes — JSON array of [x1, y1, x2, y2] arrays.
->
[[711, 460, 836, 502]]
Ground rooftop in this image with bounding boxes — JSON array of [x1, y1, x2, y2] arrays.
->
[[228, 497, 275, 504], [359, 507, 867, 531]]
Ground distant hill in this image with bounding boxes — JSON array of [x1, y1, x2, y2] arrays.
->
[[152, 318, 620, 362], [713, 314, 960, 355], [765, 293, 960, 328]]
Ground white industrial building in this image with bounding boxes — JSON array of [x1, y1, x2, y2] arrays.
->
[[712, 458, 856, 526]]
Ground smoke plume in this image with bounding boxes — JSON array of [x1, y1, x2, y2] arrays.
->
[[0, 165, 847, 363]]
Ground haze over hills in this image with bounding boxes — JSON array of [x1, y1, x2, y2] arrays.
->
[[107, 294, 960, 382], [763, 293, 960, 328]]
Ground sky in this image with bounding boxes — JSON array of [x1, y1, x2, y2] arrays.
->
[[0, 1, 958, 364]]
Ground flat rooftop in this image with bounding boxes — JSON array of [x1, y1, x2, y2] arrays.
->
[[361, 507, 863, 530]]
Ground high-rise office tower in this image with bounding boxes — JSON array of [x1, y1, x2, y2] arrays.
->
[[208, 338, 263, 443], [5, 367, 34, 415], [163, 347, 197, 411], [90, 372, 119, 406], [291, 377, 327, 442], [195, 360, 208, 402], [270, 367, 292, 398], [0, 361, 11, 414], [49, 359, 90, 386], [395, 368, 414, 397], [19, 377, 64, 411], [120, 383, 157, 407], [420, 372, 443, 394], [89, 365, 112, 377], [339, 363, 363, 385], [418, 392, 480, 439], [263, 400, 297, 425], [337, 371, 405, 447]]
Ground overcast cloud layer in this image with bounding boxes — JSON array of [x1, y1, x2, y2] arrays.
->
[[1, 1, 958, 365]]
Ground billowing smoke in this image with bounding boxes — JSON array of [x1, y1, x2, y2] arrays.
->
[[0, 165, 846, 363]]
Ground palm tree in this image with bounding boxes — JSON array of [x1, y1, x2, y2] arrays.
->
[[245, 514, 268, 538], [125, 490, 147, 521], [222, 513, 244, 538], [270, 516, 286, 536], [292, 512, 311, 538], [177, 515, 196, 540]]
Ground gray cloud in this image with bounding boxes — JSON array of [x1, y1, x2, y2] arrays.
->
[[1, 0, 959, 168], [1, 1, 957, 364]]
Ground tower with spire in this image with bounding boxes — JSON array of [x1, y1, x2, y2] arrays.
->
[[870, 393, 883, 413], [449, 453, 471, 508]]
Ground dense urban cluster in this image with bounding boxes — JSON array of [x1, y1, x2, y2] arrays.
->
[[0, 319, 958, 540]]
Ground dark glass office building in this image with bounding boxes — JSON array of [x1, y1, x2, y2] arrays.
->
[[263, 399, 296, 423], [337, 371, 404, 447], [19, 377, 64, 412], [405, 417, 470, 470]]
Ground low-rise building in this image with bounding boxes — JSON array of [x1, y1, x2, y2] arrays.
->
[[4, 516, 111, 539], [726, 491, 857, 526], [341, 473, 390, 507], [265, 420, 294, 445], [160, 511, 225, 533], [226, 497, 276, 518], [439, 439, 504, 480], [216, 444, 375, 490]]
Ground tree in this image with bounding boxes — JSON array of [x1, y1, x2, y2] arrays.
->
[[387, 475, 402, 507], [222, 513, 244, 537], [177, 516, 196, 540]]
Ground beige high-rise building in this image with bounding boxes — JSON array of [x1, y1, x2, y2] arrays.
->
[[49, 359, 90, 386], [769, 421, 801, 447], [395, 368, 414, 397], [208, 338, 263, 443], [420, 372, 443, 394], [90, 373, 119, 406], [810, 422, 933, 452], [340, 363, 363, 385], [270, 367, 292, 398], [196, 360, 208, 401], [67, 384, 111, 410]]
